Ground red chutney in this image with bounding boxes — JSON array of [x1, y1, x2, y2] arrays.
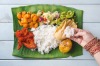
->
[[15, 28, 37, 50]]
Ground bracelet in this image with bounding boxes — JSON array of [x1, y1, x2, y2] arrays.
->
[[84, 37, 98, 51], [84, 38, 100, 56], [89, 41, 100, 55]]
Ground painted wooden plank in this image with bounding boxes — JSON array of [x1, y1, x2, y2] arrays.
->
[[0, 0, 100, 5], [0, 60, 98, 66], [0, 5, 100, 23], [0, 23, 100, 40], [0, 41, 21, 59], [83, 23, 100, 38], [0, 23, 14, 40], [0, 41, 93, 59]]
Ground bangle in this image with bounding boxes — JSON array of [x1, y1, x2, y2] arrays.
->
[[84, 38, 100, 56], [89, 41, 100, 55], [84, 37, 98, 51]]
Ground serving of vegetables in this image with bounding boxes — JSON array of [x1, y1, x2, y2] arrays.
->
[[17, 11, 39, 28], [16, 10, 77, 54], [12, 5, 83, 58]]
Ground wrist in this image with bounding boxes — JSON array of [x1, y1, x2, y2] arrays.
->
[[84, 38, 100, 56], [84, 37, 97, 50], [81, 36, 95, 47], [89, 41, 100, 56]]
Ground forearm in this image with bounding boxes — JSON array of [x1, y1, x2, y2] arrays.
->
[[84, 38, 100, 66], [89, 38, 100, 66], [94, 52, 100, 66]]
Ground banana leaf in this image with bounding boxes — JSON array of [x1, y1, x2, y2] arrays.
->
[[12, 4, 83, 59]]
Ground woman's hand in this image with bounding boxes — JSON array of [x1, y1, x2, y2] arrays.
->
[[70, 28, 100, 66], [70, 28, 95, 47]]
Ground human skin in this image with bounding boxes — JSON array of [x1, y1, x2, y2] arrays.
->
[[70, 28, 100, 66]]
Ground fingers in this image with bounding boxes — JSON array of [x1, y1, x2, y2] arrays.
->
[[70, 27, 83, 34], [70, 36, 82, 44], [74, 32, 84, 37], [74, 28, 83, 33], [68, 27, 84, 37]]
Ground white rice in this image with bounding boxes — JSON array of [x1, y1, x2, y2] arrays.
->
[[64, 26, 74, 38], [31, 25, 60, 54]]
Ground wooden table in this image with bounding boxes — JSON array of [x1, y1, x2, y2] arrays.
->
[[0, 0, 100, 66]]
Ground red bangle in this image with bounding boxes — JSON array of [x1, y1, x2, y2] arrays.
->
[[84, 38, 98, 51], [89, 42, 100, 55], [84, 38, 100, 56]]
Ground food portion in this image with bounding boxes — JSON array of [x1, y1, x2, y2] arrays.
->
[[15, 28, 37, 50], [17, 11, 39, 28], [59, 39, 72, 53], [38, 11, 60, 24], [15, 10, 78, 54], [54, 19, 77, 41], [50, 11, 75, 26], [31, 25, 59, 54], [64, 26, 74, 38], [53, 19, 77, 53]]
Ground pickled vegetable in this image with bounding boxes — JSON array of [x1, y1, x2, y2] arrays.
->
[[66, 11, 74, 18]]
